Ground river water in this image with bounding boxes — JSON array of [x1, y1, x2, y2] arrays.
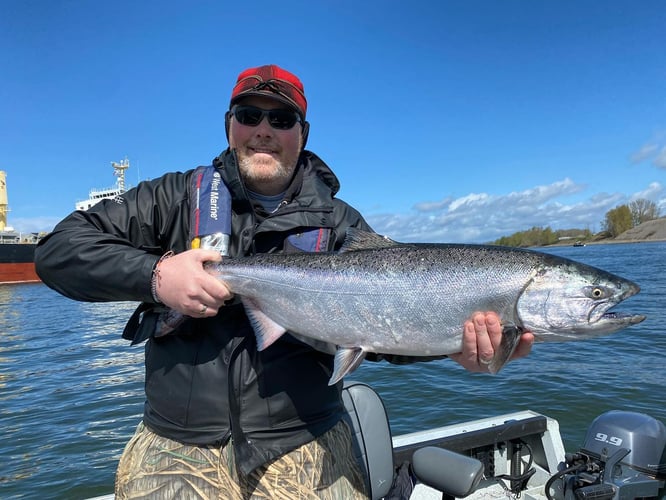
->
[[1, 242, 664, 499]]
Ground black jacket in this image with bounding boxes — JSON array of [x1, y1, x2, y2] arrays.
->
[[35, 149, 373, 473]]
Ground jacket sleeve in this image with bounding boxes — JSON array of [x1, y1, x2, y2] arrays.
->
[[35, 172, 191, 303]]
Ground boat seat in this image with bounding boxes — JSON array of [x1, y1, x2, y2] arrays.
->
[[342, 380, 395, 500], [411, 446, 484, 498]]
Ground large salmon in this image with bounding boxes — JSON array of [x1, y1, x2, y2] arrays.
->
[[208, 229, 645, 384]]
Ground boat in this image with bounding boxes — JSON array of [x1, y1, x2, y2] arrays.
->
[[345, 381, 665, 499], [0, 171, 42, 284], [75, 158, 129, 211], [573, 240, 586, 247], [87, 381, 666, 500]]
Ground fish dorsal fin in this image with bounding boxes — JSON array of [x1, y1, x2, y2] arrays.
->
[[241, 297, 287, 350], [340, 228, 400, 253]]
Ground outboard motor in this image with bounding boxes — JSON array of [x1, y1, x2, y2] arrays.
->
[[546, 410, 666, 499]]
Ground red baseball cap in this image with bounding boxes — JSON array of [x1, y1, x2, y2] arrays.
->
[[229, 64, 307, 119]]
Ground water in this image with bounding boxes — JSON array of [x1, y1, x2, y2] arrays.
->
[[1, 242, 665, 499]]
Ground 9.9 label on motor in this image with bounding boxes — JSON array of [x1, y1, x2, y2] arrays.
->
[[594, 433, 623, 446]]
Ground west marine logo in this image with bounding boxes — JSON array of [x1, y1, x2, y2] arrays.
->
[[209, 172, 221, 220]]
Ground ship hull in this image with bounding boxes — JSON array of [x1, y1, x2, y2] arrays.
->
[[0, 244, 40, 284]]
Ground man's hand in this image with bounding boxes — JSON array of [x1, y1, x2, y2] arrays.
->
[[448, 311, 535, 373], [154, 249, 233, 317]]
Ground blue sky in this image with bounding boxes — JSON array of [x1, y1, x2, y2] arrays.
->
[[2, 0, 665, 243]]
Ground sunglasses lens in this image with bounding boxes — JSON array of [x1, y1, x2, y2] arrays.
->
[[233, 106, 300, 130], [234, 107, 263, 126], [268, 110, 299, 130]]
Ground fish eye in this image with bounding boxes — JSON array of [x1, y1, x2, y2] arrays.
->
[[585, 286, 608, 300]]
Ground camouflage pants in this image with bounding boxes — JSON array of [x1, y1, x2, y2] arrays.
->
[[115, 420, 369, 500]]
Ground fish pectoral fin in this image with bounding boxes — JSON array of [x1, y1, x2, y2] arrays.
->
[[329, 347, 367, 385], [241, 297, 287, 351], [488, 324, 525, 375]]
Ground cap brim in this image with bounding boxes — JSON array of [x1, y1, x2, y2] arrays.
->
[[230, 91, 303, 118]]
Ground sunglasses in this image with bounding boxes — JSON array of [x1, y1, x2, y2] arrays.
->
[[231, 105, 302, 130]]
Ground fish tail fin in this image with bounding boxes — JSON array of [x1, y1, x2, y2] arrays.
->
[[242, 297, 287, 350], [488, 325, 524, 374], [329, 347, 367, 385]]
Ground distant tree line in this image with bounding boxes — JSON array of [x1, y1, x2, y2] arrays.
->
[[603, 199, 661, 237], [493, 227, 592, 247], [493, 198, 661, 247]]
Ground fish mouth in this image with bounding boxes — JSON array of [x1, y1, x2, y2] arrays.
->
[[581, 308, 646, 337], [539, 310, 646, 342], [600, 311, 646, 325]]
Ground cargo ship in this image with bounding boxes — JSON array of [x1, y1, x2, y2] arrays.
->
[[0, 171, 42, 284], [0, 159, 130, 285]]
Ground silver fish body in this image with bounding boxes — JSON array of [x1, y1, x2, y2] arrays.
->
[[210, 230, 645, 384]]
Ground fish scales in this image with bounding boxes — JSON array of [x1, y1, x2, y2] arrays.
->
[[219, 246, 536, 354]]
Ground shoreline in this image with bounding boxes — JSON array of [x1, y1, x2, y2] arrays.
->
[[541, 217, 666, 248], [544, 237, 666, 248]]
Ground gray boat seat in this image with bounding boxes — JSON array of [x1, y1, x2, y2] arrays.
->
[[342, 380, 395, 500], [412, 446, 484, 497]]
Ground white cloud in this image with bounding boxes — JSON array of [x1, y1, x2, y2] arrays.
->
[[367, 179, 662, 243], [448, 193, 490, 212], [631, 182, 664, 201], [506, 178, 584, 204]]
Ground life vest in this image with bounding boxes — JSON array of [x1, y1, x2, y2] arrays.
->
[[189, 166, 232, 255]]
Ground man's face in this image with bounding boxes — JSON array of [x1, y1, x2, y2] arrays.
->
[[228, 95, 303, 195]]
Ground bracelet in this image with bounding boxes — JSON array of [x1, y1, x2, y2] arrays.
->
[[150, 251, 174, 303]]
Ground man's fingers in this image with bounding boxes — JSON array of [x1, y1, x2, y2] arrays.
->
[[484, 312, 502, 349], [196, 249, 223, 264], [473, 312, 495, 364]]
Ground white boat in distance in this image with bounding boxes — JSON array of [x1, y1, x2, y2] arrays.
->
[[75, 158, 130, 211]]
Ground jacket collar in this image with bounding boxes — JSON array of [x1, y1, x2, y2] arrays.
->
[[211, 149, 341, 210]]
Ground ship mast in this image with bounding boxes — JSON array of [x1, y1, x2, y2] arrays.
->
[[112, 158, 129, 194]]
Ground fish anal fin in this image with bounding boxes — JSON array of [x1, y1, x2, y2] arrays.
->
[[329, 346, 367, 385], [488, 325, 525, 374], [242, 297, 287, 351], [340, 228, 400, 252]]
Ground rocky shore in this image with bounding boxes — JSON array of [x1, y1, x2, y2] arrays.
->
[[544, 217, 666, 247], [612, 217, 666, 242]]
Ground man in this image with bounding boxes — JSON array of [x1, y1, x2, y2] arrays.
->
[[35, 64, 533, 499]]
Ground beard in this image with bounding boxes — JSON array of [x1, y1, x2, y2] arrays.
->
[[238, 152, 293, 188], [236, 137, 302, 194]]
